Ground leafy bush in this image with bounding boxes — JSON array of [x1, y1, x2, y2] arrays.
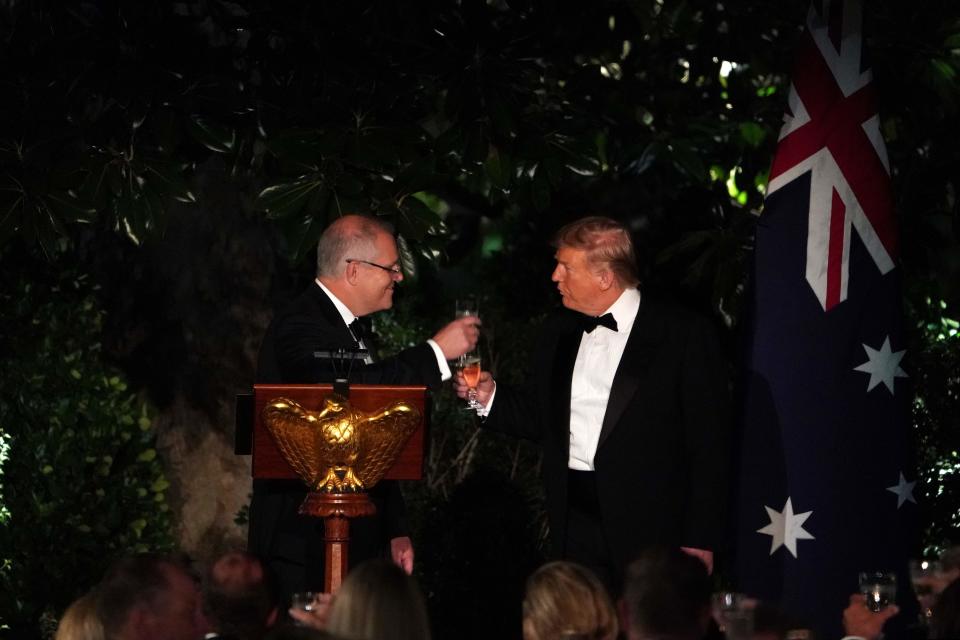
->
[[907, 296, 960, 555], [0, 268, 175, 637]]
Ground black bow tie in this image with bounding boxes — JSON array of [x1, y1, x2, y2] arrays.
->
[[348, 318, 367, 343], [580, 313, 618, 333]]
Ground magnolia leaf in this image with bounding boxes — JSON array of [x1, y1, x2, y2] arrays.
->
[[738, 122, 767, 148], [669, 143, 709, 183], [484, 145, 512, 190], [531, 166, 551, 212], [187, 116, 236, 153], [396, 195, 441, 242], [256, 177, 324, 219], [44, 192, 95, 223]]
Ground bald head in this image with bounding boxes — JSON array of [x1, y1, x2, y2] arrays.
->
[[316, 214, 403, 317], [316, 215, 395, 278]]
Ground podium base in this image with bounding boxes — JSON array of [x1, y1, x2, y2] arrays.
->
[[298, 492, 377, 592]]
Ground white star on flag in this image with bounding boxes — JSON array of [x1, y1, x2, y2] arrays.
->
[[886, 472, 916, 508], [757, 497, 815, 558], [853, 336, 907, 394]]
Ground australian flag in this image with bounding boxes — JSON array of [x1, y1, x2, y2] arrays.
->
[[734, 1, 916, 637]]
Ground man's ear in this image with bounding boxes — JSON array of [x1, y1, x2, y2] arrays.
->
[[344, 261, 360, 285], [597, 268, 615, 291]]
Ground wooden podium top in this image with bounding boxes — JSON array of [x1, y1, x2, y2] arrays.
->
[[251, 384, 429, 481]]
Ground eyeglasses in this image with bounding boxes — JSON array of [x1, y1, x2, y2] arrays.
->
[[345, 259, 403, 276]]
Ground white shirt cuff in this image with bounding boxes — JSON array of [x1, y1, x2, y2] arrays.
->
[[475, 382, 496, 417], [426, 340, 452, 381]]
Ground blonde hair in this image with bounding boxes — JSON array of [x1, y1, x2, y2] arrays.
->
[[522, 561, 618, 640], [56, 591, 105, 640], [326, 559, 431, 640], [552, 216, 640, 288]]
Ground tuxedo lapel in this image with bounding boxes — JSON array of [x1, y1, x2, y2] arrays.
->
[[551, 326, 583, 439], [596, 300, 660, 451], [308, 283, 359, 347]]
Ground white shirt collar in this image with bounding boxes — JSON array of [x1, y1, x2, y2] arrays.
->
[[600, 287, 641, 334], [316, 278, 358, 327]]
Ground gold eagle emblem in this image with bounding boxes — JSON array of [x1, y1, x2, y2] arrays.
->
[[262, 394, 419, 493]]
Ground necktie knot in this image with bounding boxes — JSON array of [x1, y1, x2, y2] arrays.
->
[[580, 312, 618, 333]]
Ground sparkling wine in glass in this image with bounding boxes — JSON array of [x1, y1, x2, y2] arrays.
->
[[454, 298, 482, 409], [460, 352, 482, 410]]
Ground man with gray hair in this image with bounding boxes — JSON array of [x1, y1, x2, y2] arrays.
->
[[252, 214, 479, 599]]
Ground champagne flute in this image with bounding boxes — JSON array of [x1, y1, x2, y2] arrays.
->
[[454, 298, 481, 409], [460, 349, 482, 410], [455, 296, 479, 319]]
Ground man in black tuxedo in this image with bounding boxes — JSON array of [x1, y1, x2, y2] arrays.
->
[[455, 216, 729, 590], [252, 214, 479, 597]]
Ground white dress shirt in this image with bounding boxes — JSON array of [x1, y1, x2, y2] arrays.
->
[[568, 287, 641, 470], [316, 279, 451, 380]]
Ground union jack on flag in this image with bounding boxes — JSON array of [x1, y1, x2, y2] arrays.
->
[[733, 1, 917, 637], [766, 0, 897, 311]]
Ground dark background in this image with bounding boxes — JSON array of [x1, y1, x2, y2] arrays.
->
[[1, 1, 958, 637]]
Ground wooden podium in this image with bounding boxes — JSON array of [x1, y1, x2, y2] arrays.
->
[[251, 383, 428, 592]]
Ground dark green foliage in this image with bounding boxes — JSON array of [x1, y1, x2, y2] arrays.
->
[[906, 295, 960, 554], [0, 1, 959, 633], [0, 259, 175, 636]]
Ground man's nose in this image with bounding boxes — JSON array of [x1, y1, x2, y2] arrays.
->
[[551, 265, 562, 282]]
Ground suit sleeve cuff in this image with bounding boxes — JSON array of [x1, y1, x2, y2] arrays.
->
[[426, 339, 452, 381]]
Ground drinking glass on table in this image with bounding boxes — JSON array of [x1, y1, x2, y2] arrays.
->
[[859, 571, 897, 612]]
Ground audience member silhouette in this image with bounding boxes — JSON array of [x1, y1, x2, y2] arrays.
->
[[620, 546, 712, 640], [325, 559, 431, 640], [522, 560, 618, 640], [929, 576, 960, 640], [203, 551, 280, 640], [55, 591, 105, 640], [95, 553, 205, 640], [264, 627, 340, 640]]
